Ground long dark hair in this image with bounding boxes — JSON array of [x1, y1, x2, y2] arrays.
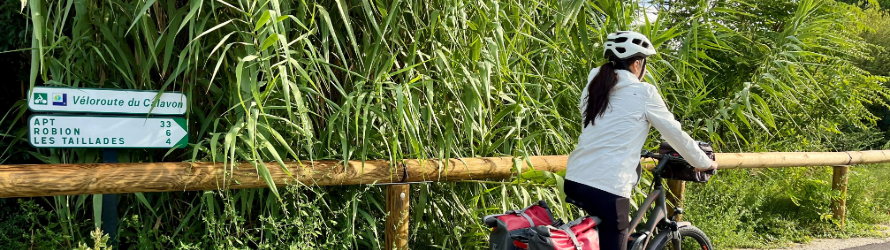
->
[[583, 57, 645, 127]]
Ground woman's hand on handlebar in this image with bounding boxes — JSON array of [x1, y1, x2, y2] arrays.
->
[[696, 160, 718, 172]]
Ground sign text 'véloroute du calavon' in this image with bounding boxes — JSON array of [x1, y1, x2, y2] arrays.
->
[[28, 87, 187, 115]]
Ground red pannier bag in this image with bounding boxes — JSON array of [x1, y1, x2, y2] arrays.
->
[[527, 216, 601, 250], [483, 200, 556, 250]]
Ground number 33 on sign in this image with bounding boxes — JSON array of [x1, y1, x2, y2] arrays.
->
[[29, 115, 188, 148]]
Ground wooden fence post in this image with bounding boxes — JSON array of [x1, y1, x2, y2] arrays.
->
[[831, 165, 850, 227], [385, 184, 410, 250], [666, 179, 686, 221]]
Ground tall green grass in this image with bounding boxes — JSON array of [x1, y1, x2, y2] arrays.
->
[[683, 164, 890, 248], [1, 0, 888, 249]]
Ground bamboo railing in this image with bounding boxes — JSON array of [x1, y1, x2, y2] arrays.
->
[[1, 150, 889, 249], [2, 150, 886, 197]]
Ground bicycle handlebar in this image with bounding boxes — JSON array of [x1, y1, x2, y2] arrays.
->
[[641, 150, 690, 176], [641, 150, 686, 163]]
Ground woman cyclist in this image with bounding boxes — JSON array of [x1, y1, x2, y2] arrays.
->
[[564, 31, 718, 250]]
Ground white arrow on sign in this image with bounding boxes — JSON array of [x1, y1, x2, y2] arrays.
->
[[29, 115, 188, 148], [27, 86, 187, 115]]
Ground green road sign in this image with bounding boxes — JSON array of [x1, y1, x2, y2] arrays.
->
[[28, 86, 187, 115], [29, 115, 188, 148]]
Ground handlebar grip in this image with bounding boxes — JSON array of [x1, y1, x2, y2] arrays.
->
[[641, 152, 685, 162]]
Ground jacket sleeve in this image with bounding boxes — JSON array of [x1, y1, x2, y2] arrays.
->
[[644, 86, 712, 169]]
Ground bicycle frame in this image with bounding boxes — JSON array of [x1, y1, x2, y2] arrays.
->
[[627, 152, 689, 250]]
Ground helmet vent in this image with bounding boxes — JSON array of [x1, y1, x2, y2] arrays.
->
[[616, 47, 626, 53], [632, 38, 642, 45], [641, 41, 650, 48], [615, 37, 628, 43]]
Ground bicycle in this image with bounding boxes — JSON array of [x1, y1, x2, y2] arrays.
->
[[567, 151, 714, 250]]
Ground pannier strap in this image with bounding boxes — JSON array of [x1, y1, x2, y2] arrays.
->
[[565, 217, 585, 227], [520, 213, 535, 227], [565, 216, 599, 228], [559, 224, 583, 250], [510, 210, 535, 227]]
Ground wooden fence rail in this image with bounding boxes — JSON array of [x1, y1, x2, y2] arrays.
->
[[2, 150, 889, 249]]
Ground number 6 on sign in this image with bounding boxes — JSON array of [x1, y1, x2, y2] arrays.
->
[[166, 130, 171, 136]]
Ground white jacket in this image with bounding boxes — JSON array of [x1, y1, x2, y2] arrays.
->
[[565, 68, 712, 198]]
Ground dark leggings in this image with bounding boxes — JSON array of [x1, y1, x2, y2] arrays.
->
[[564, 180, 630, 250]]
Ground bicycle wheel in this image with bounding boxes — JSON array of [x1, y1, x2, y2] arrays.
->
[[660, 226, 714, 250]]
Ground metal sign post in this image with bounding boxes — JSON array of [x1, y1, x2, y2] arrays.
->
[[101, 149, 120, 246]]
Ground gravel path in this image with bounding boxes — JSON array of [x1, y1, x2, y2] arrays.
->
[[841, 241, 890, 250], [734, 225, 890, 250]]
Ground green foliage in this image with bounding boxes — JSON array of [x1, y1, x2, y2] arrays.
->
[[0, 0, 28, 52], [855, 7, 890, 76], [73, 228, 112, 250], [845, 165, 890, 225], [651, 0, 890, 151], [684, 165, 890, 248], [0, 0, 888, 249], [0, 199, 29, 249], [0, 199, 71, 249], [838, 0, 890, 9]]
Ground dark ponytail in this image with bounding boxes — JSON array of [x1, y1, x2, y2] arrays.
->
[[583, 57, 645, 127], [583, 62, 619, 127]]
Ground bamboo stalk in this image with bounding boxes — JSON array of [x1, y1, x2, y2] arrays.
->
[[401, 156, 568, 182], [0, 160, 399, 198], [1, 150, 889, 198]]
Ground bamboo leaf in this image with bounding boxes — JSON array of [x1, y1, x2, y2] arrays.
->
[[260, 34, 279, 51], [254, 10, 271, 31], [125, 0, 159, 35], [134, 193, 157, 216]]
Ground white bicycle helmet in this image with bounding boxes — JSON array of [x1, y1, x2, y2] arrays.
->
[[603, 31, 657, 60]]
